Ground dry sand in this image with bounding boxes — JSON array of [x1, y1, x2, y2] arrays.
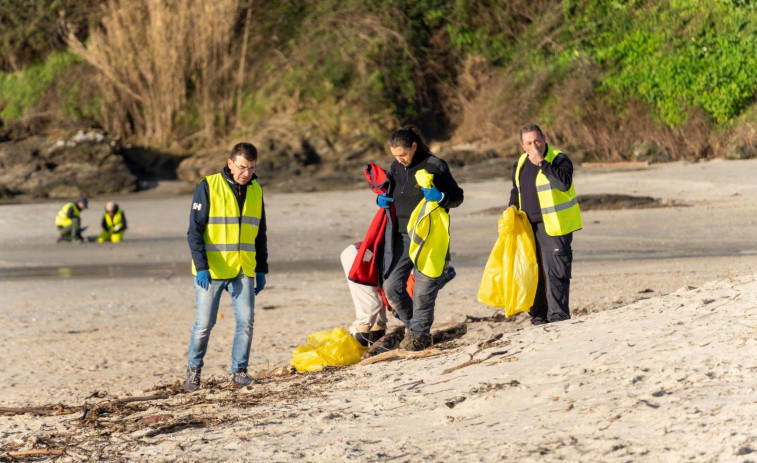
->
[[1, 159, 756, 461]]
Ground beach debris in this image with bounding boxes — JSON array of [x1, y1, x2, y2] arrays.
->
[[253, 365, 296, 379], [362, 322, 468, 360], [465, 312, 506, 323], [358, 347, 446, 366], [0, 404, 80, 416], [445, 396, 466, 408]]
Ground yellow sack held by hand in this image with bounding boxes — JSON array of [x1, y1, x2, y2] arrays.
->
[[407, 169, 450, 278], [477, 208, 538, 317], [290, 327, 368, 373]]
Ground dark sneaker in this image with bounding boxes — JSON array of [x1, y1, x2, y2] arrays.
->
[[368, 328, 386, 344], [531, 317, 549, 326], [399, 332, 430, 351], [353, 331, 370, 347], [184, 367, 201, 391], [232, 368, 254, 387]]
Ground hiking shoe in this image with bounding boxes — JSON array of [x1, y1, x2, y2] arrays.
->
[[184, 367, 201, 392], [353, 331, 370, 347], [232, 368, 254, 387], [399, 332, 430, 351], [368, 328, 386, 344]]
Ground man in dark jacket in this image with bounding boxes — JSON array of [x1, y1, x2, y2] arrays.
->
[[508, 123, 582, 325], [184, 142, 268, 391]]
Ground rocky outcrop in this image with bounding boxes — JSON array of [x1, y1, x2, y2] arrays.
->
[[0, 130, 137, 199], [176, 123, 386, 191]]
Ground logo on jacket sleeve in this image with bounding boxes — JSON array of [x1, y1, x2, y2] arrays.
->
[[193, 203, 202, 211]]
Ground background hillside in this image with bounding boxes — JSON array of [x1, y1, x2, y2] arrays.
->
[[1, 0, 756, 192]]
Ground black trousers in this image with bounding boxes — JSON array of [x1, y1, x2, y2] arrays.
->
[[530, 222, 573, 324]]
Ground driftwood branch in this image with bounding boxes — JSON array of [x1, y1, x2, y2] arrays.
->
[[82, 394, 172, 420], [359, 348, 445, 366], [0, 405, 81, 416], [8, 448, 66, 457]]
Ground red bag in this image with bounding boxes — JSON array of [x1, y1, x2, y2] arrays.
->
[[348, 163, 394, 286]]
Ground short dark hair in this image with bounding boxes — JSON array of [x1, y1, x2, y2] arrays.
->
[[519, 123, 545, 141], [230, 142, 258, 162]]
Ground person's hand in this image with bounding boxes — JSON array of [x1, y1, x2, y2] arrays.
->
[[377, 193, 394, 209], [507, 205, 516, 210], [196, 269, 211, 290], [255, 272, 266, 295], [421, 186, 443, 202]]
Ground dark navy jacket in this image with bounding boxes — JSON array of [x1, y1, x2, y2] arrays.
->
[[187, 166, 268, 274]]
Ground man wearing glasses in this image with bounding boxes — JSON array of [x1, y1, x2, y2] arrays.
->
[[184, 142, 268, 391]]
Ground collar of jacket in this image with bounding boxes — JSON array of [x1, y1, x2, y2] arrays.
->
[[222, 165, 258, 187], [408, 150, 431, 169]]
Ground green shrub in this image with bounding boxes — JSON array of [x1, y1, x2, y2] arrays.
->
[[0, 50, 78, 120], [564, 0, 757, 127]]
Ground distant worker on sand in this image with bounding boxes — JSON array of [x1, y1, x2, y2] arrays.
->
[[55, 197, 88, 243], [98, 201, 128, 243], [184, 142, 268, 392], [378, 125, 464, 351], [507, 123, 582, 325]]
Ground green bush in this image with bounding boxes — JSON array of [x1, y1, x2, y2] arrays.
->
[[564, 0, 757, 127], [0, 50, 79, 120]]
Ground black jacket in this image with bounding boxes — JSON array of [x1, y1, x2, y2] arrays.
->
[[187, 166, 268, 274], [389, 151, 464, 234]]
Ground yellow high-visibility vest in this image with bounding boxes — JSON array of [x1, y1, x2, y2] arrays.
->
[[55, 203, 79, 227], [407, 169, 450, 278], [192, 173, 263, 279], [515, 148, 582, 236], [103, 210, 124, 233]]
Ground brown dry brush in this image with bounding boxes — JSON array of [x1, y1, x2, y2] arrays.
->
[[64, 0, 241, 147]]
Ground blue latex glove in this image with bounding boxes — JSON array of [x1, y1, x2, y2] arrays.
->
[[422, 186, 443, 202], [196, 269, 211, 290], [377, 193, 394, 209], [255, 272, 266, 295]]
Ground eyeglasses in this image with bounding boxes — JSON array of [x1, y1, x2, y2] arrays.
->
[[230, 159, 256, 172]]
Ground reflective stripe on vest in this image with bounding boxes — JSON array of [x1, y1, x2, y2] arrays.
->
[[55, 203, 79, 227], [407, 169, 450, 278], [104, 210, 124, 232], [515, 148, 582, 236], [192, 173, 263, 279]]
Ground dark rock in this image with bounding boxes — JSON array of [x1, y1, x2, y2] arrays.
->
[[0, 130, 137, 199]]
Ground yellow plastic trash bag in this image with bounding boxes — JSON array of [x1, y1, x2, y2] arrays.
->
[[407, 169, 450, 278], [477, 208, 538, 317], [290, 327, 368, 373]]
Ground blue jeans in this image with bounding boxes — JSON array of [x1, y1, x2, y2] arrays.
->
[[187, 273, 255, 373]]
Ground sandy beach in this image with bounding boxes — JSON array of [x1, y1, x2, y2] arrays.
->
[[1, 159, 756, 461]]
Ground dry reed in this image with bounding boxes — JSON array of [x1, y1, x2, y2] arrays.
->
[[65, 0, 240, 146]]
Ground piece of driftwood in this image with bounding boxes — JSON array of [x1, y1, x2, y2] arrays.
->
[[359, 348, 445, 366], [465, 313, 505, 323], [431, 322, 468, 344], [82, 394, 172, 420], [362, 325, 406, 358], [143, 419, 207, 437], [8, 449, 66, 457], [0, 405, 81, 416], [443, 349, 514, 374]]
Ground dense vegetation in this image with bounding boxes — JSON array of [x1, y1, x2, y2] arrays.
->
[[1, 0, 756, 161]]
